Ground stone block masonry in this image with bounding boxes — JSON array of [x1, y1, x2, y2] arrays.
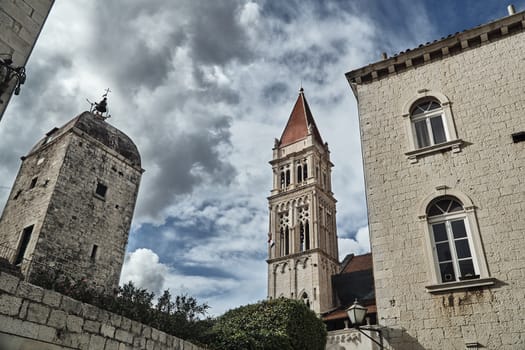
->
[[347, 12, 525, 350], [0, 0, 54, 120], [0, 272, 205, 350]]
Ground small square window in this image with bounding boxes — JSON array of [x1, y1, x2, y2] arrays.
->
[[95, 183, 107, 198]]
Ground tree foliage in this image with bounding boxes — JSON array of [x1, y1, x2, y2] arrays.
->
[[209, 298, 327, 350]]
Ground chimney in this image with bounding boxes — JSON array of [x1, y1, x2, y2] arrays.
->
[[381, 52, 388, 60], [507, 4, 516, 15]]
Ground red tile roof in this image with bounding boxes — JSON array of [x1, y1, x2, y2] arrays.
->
[[279, 88, 324, 147], [322, 304, 377, 321], [340, 253, 373, 274]]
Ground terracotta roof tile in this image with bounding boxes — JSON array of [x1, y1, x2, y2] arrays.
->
[[322, 304, 377, 321], [341, 253, 373, 274], [279, 88, 324, 147]]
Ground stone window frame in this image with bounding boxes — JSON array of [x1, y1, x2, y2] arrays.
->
[[418, 187, 495, 293], [402, 90, 463, 163]]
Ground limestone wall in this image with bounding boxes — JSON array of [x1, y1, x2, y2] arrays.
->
[[0, 0, 54, 119], [353, 25, 525, 349], [326, 328, 380, 350], [0, 272, 205, 350]]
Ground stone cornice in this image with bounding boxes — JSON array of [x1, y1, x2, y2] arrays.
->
[[345, 11, 525, 90]]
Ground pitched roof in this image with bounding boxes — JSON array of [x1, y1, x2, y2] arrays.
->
[[323, 304, 377, 322], [340, 253, 373, 274], [279, 88, 324, 147], [323, 253, 375, 322]]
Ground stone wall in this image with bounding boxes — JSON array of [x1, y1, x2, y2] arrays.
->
[[0, 0, 54, 120], [326, 328, 380, 350], [0, 272, 205, 350], [352, 21, 525, 350]]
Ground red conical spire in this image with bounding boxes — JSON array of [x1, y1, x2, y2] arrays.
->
[[279, 88, 324, 147]]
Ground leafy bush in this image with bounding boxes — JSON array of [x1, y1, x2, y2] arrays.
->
[[210, 298, 326, 350]]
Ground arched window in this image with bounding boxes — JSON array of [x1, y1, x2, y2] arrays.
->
[[299, 222, 305, 252], [285, 170, 290, 187], [279, 211, 290, 256], [305, 221, 310, 250], [284, 227, 289, 255], [298, 206, 310, 251], [280, 172, 285, 189], [280, 228, 285, 256], [403, 91, 462, 162], [302, 292, 310, 308], [427, 196, 478, 283], [411, 99, 447, 148]]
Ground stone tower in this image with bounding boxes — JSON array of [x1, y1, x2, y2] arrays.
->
[[267, 88, 339, 314], [0, 111, 143, 291]]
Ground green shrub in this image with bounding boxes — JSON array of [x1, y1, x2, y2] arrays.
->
[[210, 298, 326, 350]]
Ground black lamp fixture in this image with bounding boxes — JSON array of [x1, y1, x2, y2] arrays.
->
[[0, 54, 26, 104], [346, 299, 384, 349]]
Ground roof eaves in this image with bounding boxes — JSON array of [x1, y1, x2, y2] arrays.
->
[[345, 11, 525, 86]]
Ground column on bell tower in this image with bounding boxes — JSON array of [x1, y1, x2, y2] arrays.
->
[[266, 88, 339, 314]]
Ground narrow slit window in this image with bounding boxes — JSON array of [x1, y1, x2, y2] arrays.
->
[[90, 244, 98, 261], [285, 227, 290, 255], [29, 177, 38, 189], [15, 225, 33, 265], [303, 164, 308, 180]]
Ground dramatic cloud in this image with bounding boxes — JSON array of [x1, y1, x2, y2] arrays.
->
[[1, 0, 516, 316], [338, 226, 371, 259], [120, 248, 169, 296]]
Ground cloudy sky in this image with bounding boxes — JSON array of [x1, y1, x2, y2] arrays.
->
[[1, 0, 523, 315]]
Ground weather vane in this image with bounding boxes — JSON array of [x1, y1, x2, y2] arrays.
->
[[87, 88, 112, 119]]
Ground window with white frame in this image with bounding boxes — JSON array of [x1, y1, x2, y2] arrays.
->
[[427, 196, 479, 283], [411, 99, 447, 148], [403, 91, 463, 163]]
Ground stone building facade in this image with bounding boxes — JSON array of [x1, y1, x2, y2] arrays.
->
[[267, 88, 339, 314], [0, 111, 143, 291], [346, 9, 525, 350], [0, 0, 54, 121]]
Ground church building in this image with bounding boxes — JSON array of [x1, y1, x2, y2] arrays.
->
[[346, 6, 525, 349]]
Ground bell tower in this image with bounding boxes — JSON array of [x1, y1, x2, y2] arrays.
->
[[267, 88, 339, 314]]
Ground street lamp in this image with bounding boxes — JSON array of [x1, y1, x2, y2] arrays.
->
[[0, 55, 26, 104], [346, 299, 384, 349]]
